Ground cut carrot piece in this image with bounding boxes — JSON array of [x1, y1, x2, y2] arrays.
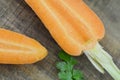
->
[[0, 28, 47, 64]]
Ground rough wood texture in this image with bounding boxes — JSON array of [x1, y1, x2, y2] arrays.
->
[[0, 0, 120, 80]]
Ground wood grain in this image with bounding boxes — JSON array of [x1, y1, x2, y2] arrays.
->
[[0, 0, 120, 80]]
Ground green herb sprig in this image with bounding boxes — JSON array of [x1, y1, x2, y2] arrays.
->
[[56, 51, 84, 80]]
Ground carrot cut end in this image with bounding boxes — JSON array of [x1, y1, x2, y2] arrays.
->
[[84, 42, 120, 80]]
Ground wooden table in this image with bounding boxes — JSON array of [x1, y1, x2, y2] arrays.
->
[[0, 0, 120, 80]]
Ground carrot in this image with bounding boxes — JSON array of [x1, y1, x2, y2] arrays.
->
[[0, 28, 47, 64], [25, 0, 105, 56], [25, 0, 120, 79]]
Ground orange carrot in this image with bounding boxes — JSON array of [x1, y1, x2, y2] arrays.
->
[[25, 0, 104, 56], [0, 28, 47, 64], [25, 0, 120, 79]]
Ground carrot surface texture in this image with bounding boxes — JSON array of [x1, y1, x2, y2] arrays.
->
[[0, 28, 47, 64], [25, 0, 120, 79]]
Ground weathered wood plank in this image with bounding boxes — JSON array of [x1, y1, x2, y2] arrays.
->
[[0, 0, 120, 80]]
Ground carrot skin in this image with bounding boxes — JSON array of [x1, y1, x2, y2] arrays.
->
[[0, 28, 48, 64]]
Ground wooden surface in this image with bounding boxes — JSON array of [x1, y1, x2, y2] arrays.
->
[[0, 0, 120, 80]]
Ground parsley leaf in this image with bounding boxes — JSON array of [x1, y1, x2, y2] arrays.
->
[[73, 70, 84, 80], [58, 71, 72, 80], [58, 51, 71, 62], [56, 51, 85, 80], [56, 62, 67, 71]]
